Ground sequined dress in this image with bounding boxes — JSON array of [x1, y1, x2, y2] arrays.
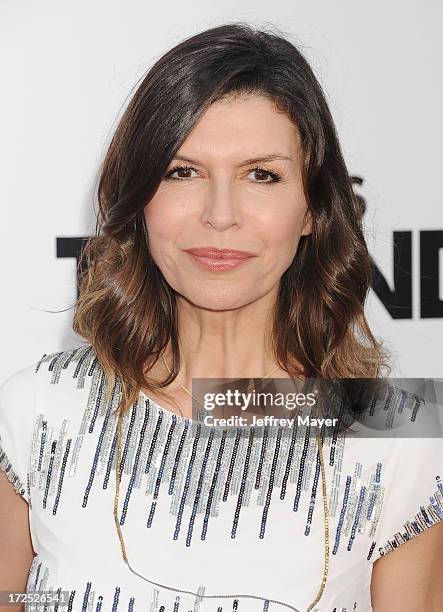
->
[[0, 345, 442, 612]]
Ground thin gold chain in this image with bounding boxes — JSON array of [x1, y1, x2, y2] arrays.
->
[[113, 356, 329, 612], [160, 351, 280, 410]]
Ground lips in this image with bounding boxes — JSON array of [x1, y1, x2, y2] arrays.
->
[[183, 246, 257, 273], [184, 247, 256, 259]]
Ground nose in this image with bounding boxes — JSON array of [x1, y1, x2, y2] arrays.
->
[[200, 180, 242, 231]]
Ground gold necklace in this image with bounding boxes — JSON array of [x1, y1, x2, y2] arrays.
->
[[160, 352, 281, 411], [113, 355, 329, 612]]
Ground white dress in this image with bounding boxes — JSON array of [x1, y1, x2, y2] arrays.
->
[[0, 344, 442, 612]]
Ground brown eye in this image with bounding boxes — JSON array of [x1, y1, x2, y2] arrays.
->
[[164, 165, 197, 180], [248, 167, 281, 184]]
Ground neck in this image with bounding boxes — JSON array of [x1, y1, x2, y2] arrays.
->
[[155, 286, 291, 390]]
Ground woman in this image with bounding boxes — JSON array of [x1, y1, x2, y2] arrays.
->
[[1, 22, 442, 612]]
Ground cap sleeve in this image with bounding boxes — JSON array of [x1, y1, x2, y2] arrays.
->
[[372, 434, 443, 562], [0, 359, 40, 505]]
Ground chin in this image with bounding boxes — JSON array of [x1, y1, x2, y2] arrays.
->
[[178, 288, 256, 311]]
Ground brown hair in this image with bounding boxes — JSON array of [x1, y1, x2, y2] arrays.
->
[[72, 22, 391, 418]]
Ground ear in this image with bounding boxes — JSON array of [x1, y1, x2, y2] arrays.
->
[[301, 208, 312, 237]]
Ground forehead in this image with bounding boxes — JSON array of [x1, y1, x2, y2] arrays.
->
[[177, 93, 301, 161]]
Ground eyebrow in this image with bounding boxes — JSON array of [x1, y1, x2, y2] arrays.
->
[[171, 153, 293, 166]]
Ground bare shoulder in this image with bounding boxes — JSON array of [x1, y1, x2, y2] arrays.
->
[[371, 520, 443, 611], [0, 468, 35, 596]]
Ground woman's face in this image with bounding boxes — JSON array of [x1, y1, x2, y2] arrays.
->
[[144, 93, 311, 311]]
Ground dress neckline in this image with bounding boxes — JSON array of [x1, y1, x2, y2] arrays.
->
[[138, 387, 207, 425]]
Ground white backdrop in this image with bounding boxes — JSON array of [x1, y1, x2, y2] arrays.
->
[[1, 1, 442, 381]]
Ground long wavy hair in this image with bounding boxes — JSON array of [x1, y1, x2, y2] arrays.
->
[[72, 22, 392, 419]]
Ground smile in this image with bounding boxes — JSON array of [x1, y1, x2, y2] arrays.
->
[[185, 252, 255, 272]]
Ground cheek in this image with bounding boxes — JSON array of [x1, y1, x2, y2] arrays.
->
[[144, 188, 191, 240], [145, 199, 167, 236], [264, 213, 303, 258], [144, 200, 180, 261]]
